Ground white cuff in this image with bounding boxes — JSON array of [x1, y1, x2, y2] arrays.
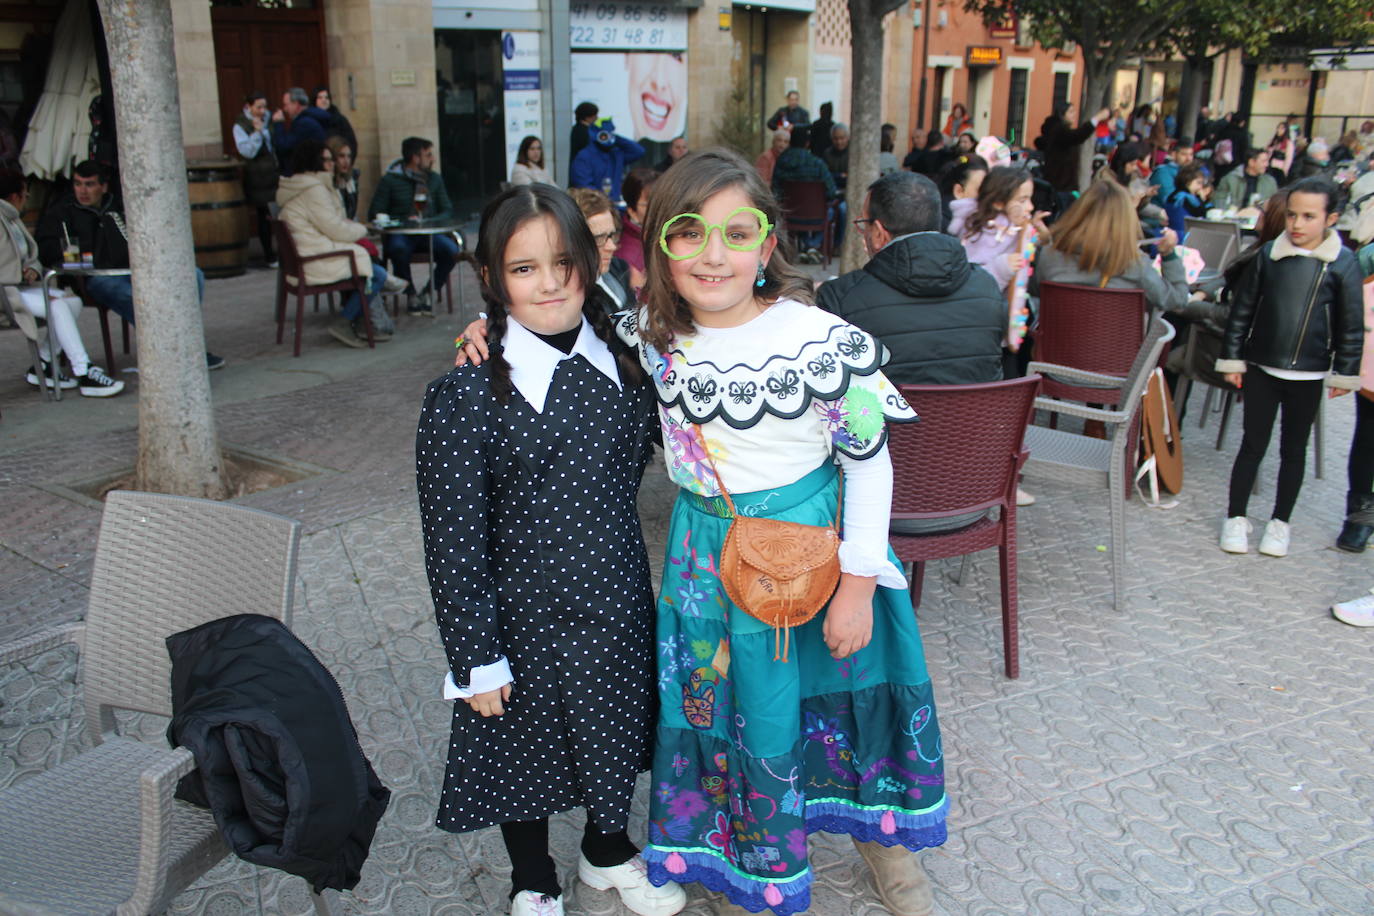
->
[[835, 444, 912, 591], [443, 656, 513, 699], [839, 539, 908, 590]]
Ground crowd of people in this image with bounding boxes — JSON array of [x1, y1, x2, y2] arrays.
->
[[406, 83, 1374, 916], [1, 63, 1369, 915], [234, 85, 470, 346]]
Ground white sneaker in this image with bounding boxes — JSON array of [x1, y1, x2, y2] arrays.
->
[[1219, 516, 1251, 554], [381, 273, 409, 294], [1258, 519, 1290, 557], [510, 891, 563, 916], [578, 855, 687, 916], [1331, 593, 1374, 628], [1016, 487, 1036, 507]]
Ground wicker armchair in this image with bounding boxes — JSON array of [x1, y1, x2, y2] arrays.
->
[[0, 491, 338, 915], [1022, 318, 1175, 611]]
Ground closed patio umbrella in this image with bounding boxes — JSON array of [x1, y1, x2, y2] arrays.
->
[[19, 0, 99, 180]]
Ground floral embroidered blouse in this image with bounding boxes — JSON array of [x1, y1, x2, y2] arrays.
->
[[616, 298, 917, 586]]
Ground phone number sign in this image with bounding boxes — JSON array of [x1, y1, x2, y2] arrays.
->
[[569, 2, 687, 51]]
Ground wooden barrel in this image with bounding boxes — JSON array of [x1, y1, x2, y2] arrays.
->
[[187, 159, 250, 278]]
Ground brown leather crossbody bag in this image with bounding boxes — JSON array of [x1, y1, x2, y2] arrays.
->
[[694, 427, 842, 661]]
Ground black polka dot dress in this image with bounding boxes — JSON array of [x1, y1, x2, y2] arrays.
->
[[416, 354, 658, 834]]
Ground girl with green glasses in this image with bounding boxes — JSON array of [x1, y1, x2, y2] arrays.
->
[[621, 149, 948, 916]]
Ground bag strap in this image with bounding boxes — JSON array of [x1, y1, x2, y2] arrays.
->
[[691, 423, 843, 530], [691, 424, 739, 517]]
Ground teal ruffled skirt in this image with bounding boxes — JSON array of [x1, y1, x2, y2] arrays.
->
[[644, 462, 948, 915]]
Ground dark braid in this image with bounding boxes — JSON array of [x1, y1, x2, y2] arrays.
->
[[474, 184, 601, 403], [582, 300, 643, 385], [483, 300, 515, 404]]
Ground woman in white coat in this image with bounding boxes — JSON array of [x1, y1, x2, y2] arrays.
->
[[276, 139, 394, 348]]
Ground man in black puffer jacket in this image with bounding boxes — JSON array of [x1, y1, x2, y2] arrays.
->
[[817, 171, 1005, 386]]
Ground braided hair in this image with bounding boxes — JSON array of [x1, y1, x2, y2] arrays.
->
[[474, 185, 641, 403]]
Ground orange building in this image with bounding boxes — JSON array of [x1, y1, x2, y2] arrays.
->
[[907, 1, 1083, 151]]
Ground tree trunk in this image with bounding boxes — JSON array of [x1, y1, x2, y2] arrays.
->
[[98, 0, 226, 498], [841, 0, 888, 274], [1076, 65, 1115, 191], [1176, 56, 1206, 144]]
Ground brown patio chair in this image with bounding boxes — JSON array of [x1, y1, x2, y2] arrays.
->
[[888, 375, 1042, 679], [273, 219, 373, 356], [777, 179, 836, 267]]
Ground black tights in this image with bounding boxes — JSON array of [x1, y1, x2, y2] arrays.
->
[[1226, 367, 1323, 522], [1350, 392, 1374, 497], [255, 205, 275, 261], [500, 815, 639, 898]]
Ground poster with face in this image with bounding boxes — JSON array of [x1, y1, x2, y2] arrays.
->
[[571, 51, 687, 145]]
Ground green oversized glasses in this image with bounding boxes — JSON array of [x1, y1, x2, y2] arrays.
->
[[659, 207, 773, 260]]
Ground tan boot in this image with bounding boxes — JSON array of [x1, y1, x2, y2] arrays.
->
[[853, 838, 934, 916], [711, 895, 759, 915]]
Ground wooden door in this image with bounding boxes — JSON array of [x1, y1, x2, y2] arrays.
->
[[211, 6, 327, 156]]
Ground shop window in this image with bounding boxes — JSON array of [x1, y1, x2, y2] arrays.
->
[[1006, 68, 1028, 144], [1053, 72, 1070, 111]]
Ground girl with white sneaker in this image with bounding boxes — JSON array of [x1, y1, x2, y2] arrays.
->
[[1216, 176, 1365, 556], [0, 169, 122, 397], [416, 184, 685, 916]]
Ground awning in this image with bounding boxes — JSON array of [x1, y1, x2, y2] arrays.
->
[[19, 0, 100, 181]]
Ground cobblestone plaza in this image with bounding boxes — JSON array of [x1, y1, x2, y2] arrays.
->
[[2, 264, 1371, 915]]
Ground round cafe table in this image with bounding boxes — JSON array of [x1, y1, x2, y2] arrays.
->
[[373, 217, 466, 313]]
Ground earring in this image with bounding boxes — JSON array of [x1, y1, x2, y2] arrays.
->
[[755, 262, 767, 287]]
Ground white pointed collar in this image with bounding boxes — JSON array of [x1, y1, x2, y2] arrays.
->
[[504, 315, 621, 414]]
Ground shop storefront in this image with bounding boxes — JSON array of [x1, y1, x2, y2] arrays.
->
[[569, 2, 690, 172]]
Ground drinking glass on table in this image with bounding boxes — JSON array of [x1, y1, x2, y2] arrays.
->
[[413, 186, 428, 219]]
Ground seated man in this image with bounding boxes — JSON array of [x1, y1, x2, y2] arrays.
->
[[1211, 148, 1277, 211], [0, 168, 122, 396], [35, 160, 222, 370], [754, 128, 790, 185], [366, 136, 456, 316], [770, 129, 837, 263], [816, 171, 1020, 525]]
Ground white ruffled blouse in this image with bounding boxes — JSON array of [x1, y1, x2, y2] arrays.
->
[[616, 298, 917, 588]]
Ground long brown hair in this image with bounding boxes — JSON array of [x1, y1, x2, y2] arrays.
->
[[1048, 178, 1142, 282], [639, 147, 813, 352], [515, 135, 542, 167], [963, 165, 1031, 242]]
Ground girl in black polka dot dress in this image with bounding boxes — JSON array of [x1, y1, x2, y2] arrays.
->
[[416, 185, 686, 916]]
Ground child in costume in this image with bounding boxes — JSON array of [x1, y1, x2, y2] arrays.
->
[[416, 184, 685, 916], [622, 148, 949, 915]]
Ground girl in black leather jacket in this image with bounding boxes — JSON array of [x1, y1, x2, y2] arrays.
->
[[1215, 176, 1364, 558]]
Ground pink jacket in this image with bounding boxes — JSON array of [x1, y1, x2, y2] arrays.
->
[[949, 199, 1019, 293]]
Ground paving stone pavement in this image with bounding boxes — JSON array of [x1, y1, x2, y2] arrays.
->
[[1, 261, 1371, 914]]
